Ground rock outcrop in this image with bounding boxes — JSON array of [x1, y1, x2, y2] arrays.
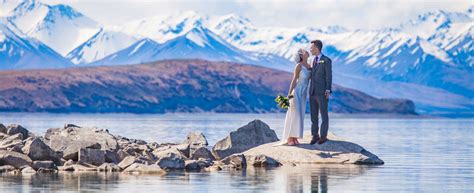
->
[[6, 124, 33, 140], [46, 124, 118, 161], [0, 133, 23, 150], [0, 150, 32, 168], [155, 152, 185, 170], [212, 120, 279, 160], [0, 120, 383, 175], [242, 133, 384, 165], [79, 148, 105, 166], [22, 137, 60, 164]]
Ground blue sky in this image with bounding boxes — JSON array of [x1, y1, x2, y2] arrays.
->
[[42, 0, 472, 29]]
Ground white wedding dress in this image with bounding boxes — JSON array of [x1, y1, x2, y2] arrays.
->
[[279, 65, 311, 144]]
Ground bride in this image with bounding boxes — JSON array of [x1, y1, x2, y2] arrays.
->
[[280, 48, 311, 145]]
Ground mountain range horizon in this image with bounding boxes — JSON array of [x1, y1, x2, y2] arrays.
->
[[0, 0, 472, 116]]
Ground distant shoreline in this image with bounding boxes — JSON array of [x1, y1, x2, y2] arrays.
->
[[0, 111, 469, 119]]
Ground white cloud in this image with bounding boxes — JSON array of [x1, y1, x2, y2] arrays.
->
[[41, 0, 472, 29]]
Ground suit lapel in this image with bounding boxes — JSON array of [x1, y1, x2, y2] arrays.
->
[[311, 56, 317, 76]]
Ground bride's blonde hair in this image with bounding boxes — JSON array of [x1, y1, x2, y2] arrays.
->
[[294, 48, 306, 63]]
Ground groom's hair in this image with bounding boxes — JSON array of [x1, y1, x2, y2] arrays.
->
[[311, 40, 323, 51]]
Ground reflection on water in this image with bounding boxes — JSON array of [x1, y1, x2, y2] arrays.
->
[[0, 113, 473, 192], [0, 165, 375, 193]]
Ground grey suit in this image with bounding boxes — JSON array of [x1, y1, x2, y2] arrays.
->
[[309, 54, 332, 138]]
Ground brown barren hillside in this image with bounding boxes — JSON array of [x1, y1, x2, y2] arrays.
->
[[0, 59, 416, 114]]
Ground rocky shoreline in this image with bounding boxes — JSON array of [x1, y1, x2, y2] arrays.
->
[[0, 120, 383, 175]]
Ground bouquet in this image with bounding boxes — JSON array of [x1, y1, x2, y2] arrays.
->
[[275, 95, 292, 109]]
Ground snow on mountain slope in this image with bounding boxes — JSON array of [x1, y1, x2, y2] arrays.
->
[[0, 0, 21, 17], [210, 14, 258, 43], [117, 11, 211, 43], [398, 8, 473, 68], [66, 28, 138, 64], [0, 19, 72, 70], [94, 25, 292, 71], [444, 24, 473, 68], [91, 38, 162, 66], [400, 9, 472, 40], [208, 9, 473, 98], [7, 0, 100, 56]]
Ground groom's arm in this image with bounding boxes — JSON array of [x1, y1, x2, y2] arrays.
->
[[325, 58, 332, 92]]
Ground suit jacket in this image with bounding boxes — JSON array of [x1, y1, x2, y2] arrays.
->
[[310, 54, 332, 96]]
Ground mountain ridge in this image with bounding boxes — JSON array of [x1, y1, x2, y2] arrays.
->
[[0, 59, 416, 114]]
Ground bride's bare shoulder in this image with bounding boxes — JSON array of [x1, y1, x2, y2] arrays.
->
[[293, 63, 302, 72]]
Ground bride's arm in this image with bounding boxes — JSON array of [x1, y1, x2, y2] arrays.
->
[[288, 63, 302, 97]]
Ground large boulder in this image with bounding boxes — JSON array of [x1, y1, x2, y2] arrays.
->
[[6, 124, 33, 140], [0, 133, 23, 150], [104, 150, 120, 164], [117, 156, 147, 169], [183, 132, 208, 146], [156, 152, 185, 170], [0, 150, 33, 168], [242, 133, 384, 165], [220, 154, 246, 170], [152, 144, 188, 160], [46, 125, 118, 161], [212, 120, 279, 160], [78, 148, 105, 166], [184, 159, 213, 171], [190, 147, 215, 160], [22, 137, 60, 164]]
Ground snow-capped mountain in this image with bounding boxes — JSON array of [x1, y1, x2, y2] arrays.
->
[[208, 8, 473, 96], [0, 0, 21, 17], [398, 8, 473, 68], [0, 19, 72, 70], [94, 25, 292, 71], [400, 9, 472, 40], [91, 38, 162, 66], [210, 14, 258, 44], [66, 28, 138, 64], [117, 11, 213, 43], [445, 24, 473, 68], [7, 0, 100, 56]]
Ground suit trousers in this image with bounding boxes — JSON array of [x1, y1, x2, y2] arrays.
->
[[309, 93, 329, 138]]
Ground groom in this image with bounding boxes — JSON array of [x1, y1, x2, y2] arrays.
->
[[308, 40, 332, 145]]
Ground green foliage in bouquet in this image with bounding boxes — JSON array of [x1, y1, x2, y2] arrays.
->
[[275, 95, 290, 109]]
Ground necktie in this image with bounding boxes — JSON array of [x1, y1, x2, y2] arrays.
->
[[313, 56, 319, 68]]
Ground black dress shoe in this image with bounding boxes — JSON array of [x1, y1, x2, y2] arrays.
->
[[310, 136, 320, 145], [317, 137, 328, 144]]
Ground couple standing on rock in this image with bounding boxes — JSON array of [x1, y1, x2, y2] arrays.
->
[[279, 39, 332, 146]]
